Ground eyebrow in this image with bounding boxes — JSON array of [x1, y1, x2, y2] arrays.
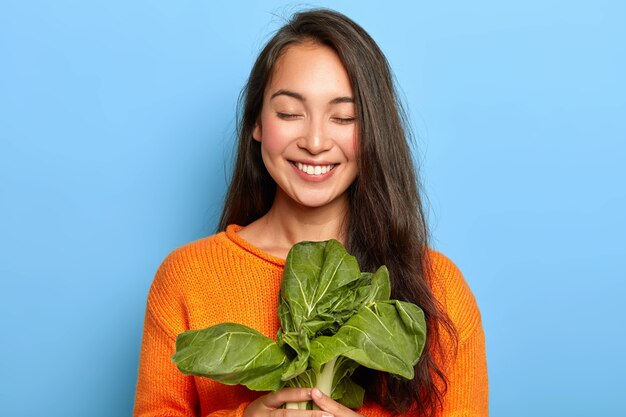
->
[[329, 96, 355, 105], [270, 89, 354, 105]]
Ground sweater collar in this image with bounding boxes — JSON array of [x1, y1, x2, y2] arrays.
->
[[225, 224, 286, 267]]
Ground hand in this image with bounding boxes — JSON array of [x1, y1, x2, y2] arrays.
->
[[243, 388, 363, 417], [310, 388, 363, 417], [243, 388, 322, 417]]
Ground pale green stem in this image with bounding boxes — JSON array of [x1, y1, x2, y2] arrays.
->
[[286, 357, 339, 410], [285, 402, 308, 410], [312, 357, 337, 410]]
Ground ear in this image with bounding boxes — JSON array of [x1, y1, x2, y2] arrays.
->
[[252, 120, 262, 142]]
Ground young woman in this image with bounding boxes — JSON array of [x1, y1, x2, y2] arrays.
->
[[134, 9, 488, 417]]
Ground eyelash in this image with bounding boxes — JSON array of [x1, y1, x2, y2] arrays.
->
[[276, 112, 301, 120], [332, 117, 356, 124], [276, 113, 356, 124]]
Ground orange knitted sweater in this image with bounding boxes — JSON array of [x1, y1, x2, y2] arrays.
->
[[134, 225, 488, 417]]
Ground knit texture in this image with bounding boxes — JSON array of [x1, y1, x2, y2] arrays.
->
[[134, 225, 488, 417]]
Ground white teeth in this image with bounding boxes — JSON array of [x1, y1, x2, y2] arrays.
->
[[295, 162, 335, 176]]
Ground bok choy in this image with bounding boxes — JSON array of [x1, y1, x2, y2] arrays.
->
[[171, 240, 426, 408]]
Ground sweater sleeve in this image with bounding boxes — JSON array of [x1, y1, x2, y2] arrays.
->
[[430, 251, 489, 417], [441, 320, 489, 416], [133, 250, 198, 417], [133, 250, 251, 417], [133, 302, 197, 417]]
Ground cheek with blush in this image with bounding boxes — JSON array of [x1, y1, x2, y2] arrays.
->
[[258, 113, 303, 157]]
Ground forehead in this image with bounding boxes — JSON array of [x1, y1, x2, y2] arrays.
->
[[266, 41, 353, 96]]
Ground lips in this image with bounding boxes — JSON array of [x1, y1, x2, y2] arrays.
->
[[294, 162, 336, 176]]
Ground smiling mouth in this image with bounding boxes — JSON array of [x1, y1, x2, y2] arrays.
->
[[293, 162, 336, 175]]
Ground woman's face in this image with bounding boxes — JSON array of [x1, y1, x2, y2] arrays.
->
[[253, 41, 358, 211]]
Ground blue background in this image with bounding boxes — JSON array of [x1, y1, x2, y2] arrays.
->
[[1, 1, 624, 416]]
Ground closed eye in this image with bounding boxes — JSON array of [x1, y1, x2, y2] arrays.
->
[[332, 117, 356, 124], [276, 112, 302, 120]]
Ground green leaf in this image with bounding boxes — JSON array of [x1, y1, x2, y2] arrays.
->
[[280, 332, 311, 381], [321, 301, 426, 380], [280, 240, 361, 334], [171, 323, 288, 391], [312, 266, 390, 334], [392, 300, 428, 356], [334, 376, 365, 409], [330, 357, 362, 406], [286, 368, 317, 389], [367, 266, 391, 303], [309, 335, 353, 372]]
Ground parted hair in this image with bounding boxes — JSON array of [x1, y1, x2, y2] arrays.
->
[[218, 9, 457, 416]]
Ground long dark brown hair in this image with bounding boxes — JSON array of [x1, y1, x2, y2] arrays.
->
[[218, 9, 457, 416]]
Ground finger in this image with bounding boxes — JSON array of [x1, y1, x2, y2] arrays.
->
[[263, 387, 313, 408], [270, 409, 334, 417], [310, 389, 361, 417]]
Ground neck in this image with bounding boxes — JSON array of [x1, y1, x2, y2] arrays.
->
[[266, 190, 349, 245], [239, 190, 350, 259]]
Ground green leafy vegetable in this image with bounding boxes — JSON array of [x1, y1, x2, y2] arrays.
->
[[171, 240, 427, 409]]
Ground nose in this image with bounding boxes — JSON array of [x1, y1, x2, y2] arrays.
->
[[297, 117, 332, 155]]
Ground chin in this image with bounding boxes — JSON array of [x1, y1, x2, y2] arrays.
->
[[295, 200, 332, 209], [293, 195, 344, 210]]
